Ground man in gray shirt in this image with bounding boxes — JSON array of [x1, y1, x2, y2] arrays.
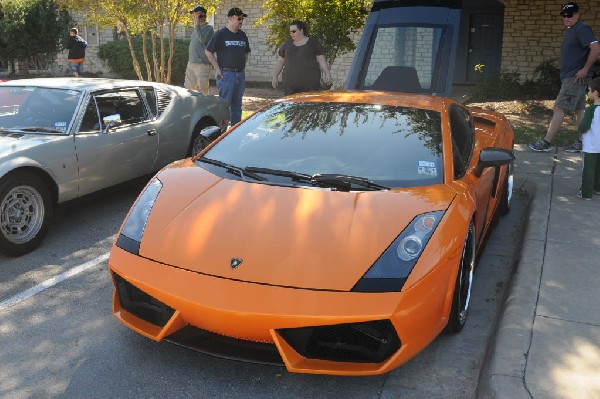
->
[[185, 6, 214, 94]]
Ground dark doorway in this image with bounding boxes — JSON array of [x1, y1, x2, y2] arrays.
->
[[466, 13, 503, 81]]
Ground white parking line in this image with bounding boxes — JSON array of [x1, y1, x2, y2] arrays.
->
[[0, 252, 110, 312]]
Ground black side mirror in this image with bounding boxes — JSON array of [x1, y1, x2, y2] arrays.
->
[[475, 148, 515, 177]]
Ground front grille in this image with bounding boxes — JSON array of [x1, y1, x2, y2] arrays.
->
[[113, 273, 175, 327], [278, 320, 401, 363], [166, 326, 284, 366]]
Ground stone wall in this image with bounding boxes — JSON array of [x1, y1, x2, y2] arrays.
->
[[500, 0, 600, 79], [38, 1, 600, 84]]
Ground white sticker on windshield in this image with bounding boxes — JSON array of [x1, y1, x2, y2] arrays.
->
[[419, 160, 435, 168], [67, 90, 79, 96], [418, 160, 437, 176], [55, 122, 67, 127]]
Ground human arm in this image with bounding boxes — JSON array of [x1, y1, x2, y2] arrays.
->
[[578, 105, 598, 133], [205, 50, 221, 79], [575, 42, 600, 82], [272, 56, 285, 89], [316, 55, 332, 85]]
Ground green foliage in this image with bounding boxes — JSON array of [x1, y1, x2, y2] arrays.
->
[[0, 0, 73, 71], [98, 36, 189, 85], [255, 0, 370, 65], [471, 60, 561, 101]]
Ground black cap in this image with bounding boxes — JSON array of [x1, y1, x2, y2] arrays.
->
[[190, 6, 207, 14], [560, 2, 579, 15], [228, 7, 247, 17]]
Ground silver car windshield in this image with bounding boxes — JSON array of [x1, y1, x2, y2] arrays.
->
[[202, 102, 444, 189], [0, 86, 82, 134]]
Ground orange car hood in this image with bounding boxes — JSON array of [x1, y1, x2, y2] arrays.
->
[[139, 165, 455, 291]]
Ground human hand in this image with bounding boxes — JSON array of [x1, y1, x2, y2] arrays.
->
[[574, 69, 588, 83], [271, 77, 279, 89]]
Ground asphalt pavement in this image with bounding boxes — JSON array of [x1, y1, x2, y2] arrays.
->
[[478, 144, 600, 399]]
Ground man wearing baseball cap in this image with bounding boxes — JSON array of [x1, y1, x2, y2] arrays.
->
[[205, 7, 251, 125], [529, 2, 600, 153], [184, 6, 214, 94]]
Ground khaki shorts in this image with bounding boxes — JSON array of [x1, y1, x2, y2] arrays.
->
[[184, 62, 212, 94], [555, 77, 590, 111]]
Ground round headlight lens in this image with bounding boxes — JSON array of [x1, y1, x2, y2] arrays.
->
[[397, 235, 423, 261]]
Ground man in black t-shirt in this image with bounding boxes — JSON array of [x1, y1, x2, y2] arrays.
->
[[205, 7, 251, 125]]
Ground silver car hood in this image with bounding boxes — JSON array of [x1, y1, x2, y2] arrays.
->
[[0, 132, 66, 159]]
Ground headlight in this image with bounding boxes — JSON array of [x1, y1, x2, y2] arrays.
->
[[116, 178, 162, 255], [352, 211, 445, 292]]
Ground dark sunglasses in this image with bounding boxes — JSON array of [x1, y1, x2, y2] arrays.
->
[[290, 30, 297, 33], [562, 14, 574, 18], [197, 14, 206, 18], [236, 16, 244, 21]]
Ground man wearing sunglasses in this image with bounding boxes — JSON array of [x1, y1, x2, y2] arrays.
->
[[185, 6, 214, 94], [205, 7, 251, 125], [529, 2, 600, 153]]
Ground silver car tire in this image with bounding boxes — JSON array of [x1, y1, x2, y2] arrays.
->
[[499, 161, 514, 216], [446, 221, 476, 334], [0, 172, 53, 257], [192, 134, 213, 157]]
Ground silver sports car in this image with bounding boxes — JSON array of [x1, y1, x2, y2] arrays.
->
[[0, 78, 230, 256]]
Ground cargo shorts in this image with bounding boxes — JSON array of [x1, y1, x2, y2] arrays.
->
[[555, 77, 590, 111]]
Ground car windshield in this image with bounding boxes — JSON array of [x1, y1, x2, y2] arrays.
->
[[201, 101, 443, 189], [0, 86, 82, 134]]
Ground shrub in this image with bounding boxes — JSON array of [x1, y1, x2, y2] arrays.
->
[[98, 37, 189, 86], [471, 59, 561, 101]]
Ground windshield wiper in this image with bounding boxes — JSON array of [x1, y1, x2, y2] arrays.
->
[[17, 127, 64, 133], [311, 174, 390, 191], [198, 157, 266, 181], [243, 167, 389, 191], [243, 166, 313, 182]]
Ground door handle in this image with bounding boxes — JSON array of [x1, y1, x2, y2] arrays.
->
[[147, 129, 157, 136]]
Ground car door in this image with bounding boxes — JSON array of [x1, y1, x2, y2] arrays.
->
[[449, 105, 495, 241], [74, 89, 159, 196]]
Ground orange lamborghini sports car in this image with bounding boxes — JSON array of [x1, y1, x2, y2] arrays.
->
[[108, 91, 515, 376]]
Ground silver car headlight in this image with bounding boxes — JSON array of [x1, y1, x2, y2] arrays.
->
[[116, 178, 162, 255], [352, 210, 445, 292]]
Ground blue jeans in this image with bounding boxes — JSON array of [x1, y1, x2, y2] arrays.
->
[[217, 71, 245, 125], [68, 61, 84, 75]]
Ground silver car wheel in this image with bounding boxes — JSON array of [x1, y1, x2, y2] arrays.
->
[[192, 135, 212, 157], [0, 185, 45, 245]]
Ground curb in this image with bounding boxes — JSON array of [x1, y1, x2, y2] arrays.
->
[[477, 176, 545, 399]]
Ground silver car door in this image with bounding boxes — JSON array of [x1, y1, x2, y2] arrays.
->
[[74, 89, 159, 196]]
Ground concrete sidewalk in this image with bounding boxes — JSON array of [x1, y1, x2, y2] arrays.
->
[[478, 144, 600, 399]]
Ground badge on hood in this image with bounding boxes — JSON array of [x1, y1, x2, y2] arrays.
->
[[230, 258, 243, 269]]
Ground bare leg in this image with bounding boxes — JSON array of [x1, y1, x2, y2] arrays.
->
[[543, 107, 565, 143]]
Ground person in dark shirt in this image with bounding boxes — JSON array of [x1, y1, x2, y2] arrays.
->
[[528, 2, 600, 153], [205, 7, 251, 125], [66, 28, 87, 77], [271, 20, 332, 95]]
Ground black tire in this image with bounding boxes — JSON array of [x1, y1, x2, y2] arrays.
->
[[446, 222, 476, 334], [0, 172, 53, 257], [498, 161, 514, 216], [188, 122, 218, 157]]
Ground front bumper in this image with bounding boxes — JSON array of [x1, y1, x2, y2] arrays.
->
[[109, 246, 455, 375]]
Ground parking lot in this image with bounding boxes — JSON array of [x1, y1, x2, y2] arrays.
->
[[0, 176, 528, 399]]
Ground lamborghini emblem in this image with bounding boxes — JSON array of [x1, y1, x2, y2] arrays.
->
[[230, 258, 243, 269]]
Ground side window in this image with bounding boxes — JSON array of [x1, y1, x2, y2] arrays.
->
[[449, 106, 474, 178], [113, 90, 148, 125], [79, 97, 101, 133], [91, 90, 148, 129], [140, 87, 158, 118]]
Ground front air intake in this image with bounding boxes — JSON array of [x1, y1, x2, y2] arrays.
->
[[113, 273, 175, 327], [278, 320, 401, 363]]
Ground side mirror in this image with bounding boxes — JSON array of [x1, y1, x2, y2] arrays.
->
[[475, 148, 515, 177], [102, 114, 121, 133]]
